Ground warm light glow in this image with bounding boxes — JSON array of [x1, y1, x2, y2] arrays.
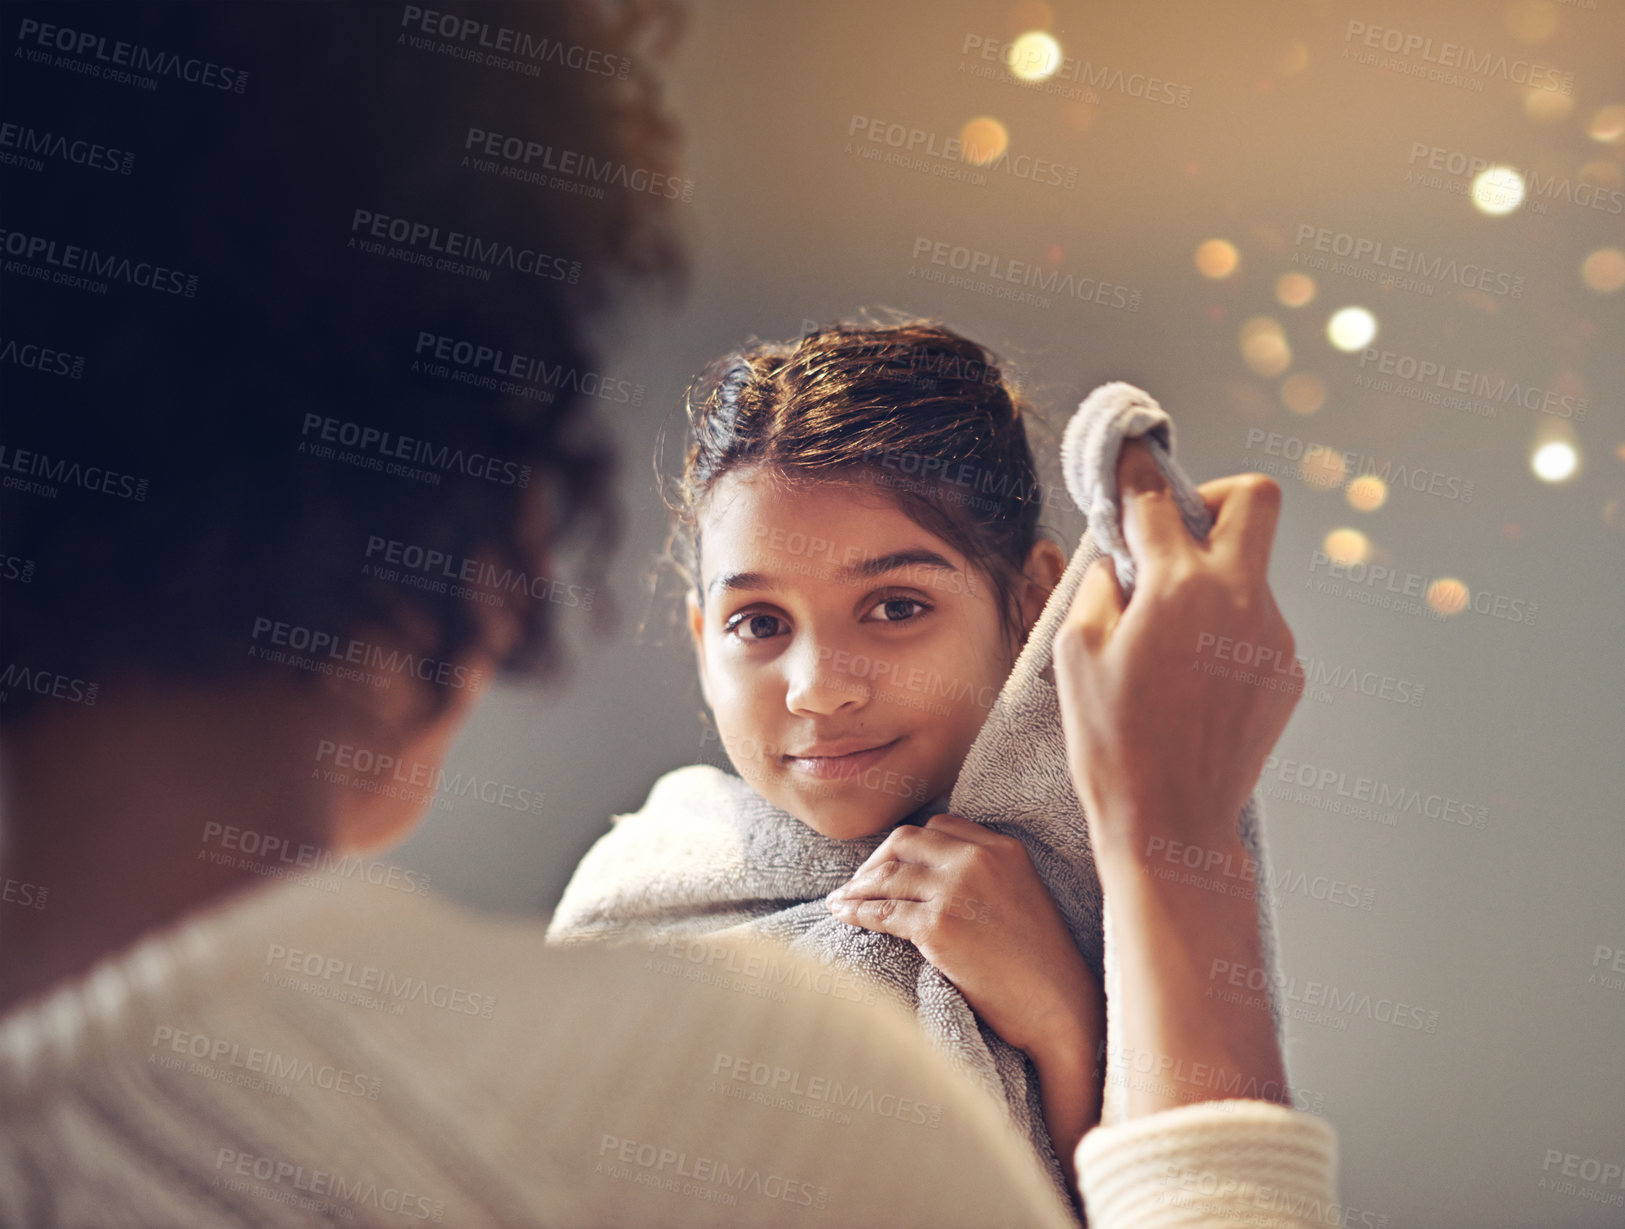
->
[[1347, 475, 1388, 511], [1587, 104, 1625, 143], [1322, 529, 1369, 565], [1522, 88, 1572, 122], [1505, 1, 1559, 43], [1195, 239, 1240, 279], [1275, 41, 1309, 75], [1471, 166, 1526, 215], [1280, 372, 1326, 415], [958, 117, 1010, 165], [1302, 448, 1346, 490], [1581, 247, 1625, 294], [1580, 159, 1623, 188], [1239, 317, 1291, 377], [1326, 306, 1377, 352], [1007, 31, 1063, 82], [1275, 272, 1316, 308], [1007, 2, 1053, 34], [1532, 441, 1578, 482], [1427, 578, 1469, 617]]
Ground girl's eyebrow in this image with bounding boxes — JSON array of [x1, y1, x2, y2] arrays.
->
[[708, 549, 958, 596], [843, 549, 958, 579]]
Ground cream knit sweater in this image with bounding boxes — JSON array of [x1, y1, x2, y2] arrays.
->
[[0, 881, 1338, 1227]]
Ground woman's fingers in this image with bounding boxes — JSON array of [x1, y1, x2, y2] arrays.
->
[[1071, 554, 1128, 647], [1116, 439, 1286, 596], [1196, 472, 1285, 589], [1115, 439, 1186, 580]]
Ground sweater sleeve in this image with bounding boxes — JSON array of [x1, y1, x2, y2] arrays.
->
[[1075, 1099, 1339, 1229]]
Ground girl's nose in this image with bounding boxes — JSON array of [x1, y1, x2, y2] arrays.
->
[[783, 639, 869, 717]]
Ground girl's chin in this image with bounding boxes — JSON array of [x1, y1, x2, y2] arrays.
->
[[801, 814, 895, 841], [773, 791, 917, 842]]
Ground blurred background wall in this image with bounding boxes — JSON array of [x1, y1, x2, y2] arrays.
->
[[392, 2, 1625, 1224]]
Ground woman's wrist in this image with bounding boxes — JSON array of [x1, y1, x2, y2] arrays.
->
[[1090, 817, 1290, 1118]]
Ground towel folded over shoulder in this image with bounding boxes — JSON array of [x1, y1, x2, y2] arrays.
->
[[547, 381, 1289, 1210]]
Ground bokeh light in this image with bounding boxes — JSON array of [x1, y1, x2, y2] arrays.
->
[[1587, 104, 1625, 143], [1470, 166, 1526, 215], [1195, 238, 1240, 278], [1532, 441, 1578, 482], [1275, 272, 1316, 307], [1006, 31, 1063, 82], [1522, 88, 1572, 122], [1427, 578, 1470, 617], [1347, 475, 1388, 511], [1280, 372, 1327, 414], [1326, 306, 1377, 352], [958, 117, 1010, 165], [1239, 316, 1291, 377], [1580, 159, 1623, 188], [1275, 41, 1310, 76], [1580, 247, 1625, 294], [1322, 529, 1369, 565]]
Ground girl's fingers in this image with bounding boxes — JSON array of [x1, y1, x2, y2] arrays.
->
[[849, 820, 967, 879], [921, 812, 1002, 847], [826, 894, 928, 942], [830, 860, 935, 905]]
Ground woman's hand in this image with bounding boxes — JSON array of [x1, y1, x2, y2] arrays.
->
[[825, 812, 1102, 1063], [1051, 439, 1301, 1126], [1053, 439, 1304, 867]]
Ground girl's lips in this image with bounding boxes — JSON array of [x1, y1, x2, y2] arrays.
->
[[783, 738, 902, 781]]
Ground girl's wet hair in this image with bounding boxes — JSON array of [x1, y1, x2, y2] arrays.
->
[[668, 317, 1046, 649]]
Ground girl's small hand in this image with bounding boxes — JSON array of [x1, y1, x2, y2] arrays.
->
[[825, 812, 1102, 1064]]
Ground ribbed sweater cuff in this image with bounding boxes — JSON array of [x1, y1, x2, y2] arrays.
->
[[1076, 1099, 1339, 1228]]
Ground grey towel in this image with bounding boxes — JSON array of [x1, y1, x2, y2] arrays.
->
[[547, 381, 1286, 1213], [956, 380, 1286, 1137]]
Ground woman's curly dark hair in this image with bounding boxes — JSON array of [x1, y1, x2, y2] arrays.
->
[[0, 1, 688, 721]]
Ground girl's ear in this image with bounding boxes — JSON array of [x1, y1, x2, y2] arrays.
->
[[686, 590, 711, 701], [1019, 538, 1068, 635]]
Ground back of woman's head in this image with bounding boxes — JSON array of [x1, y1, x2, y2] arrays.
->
[[1, 0, 687, 724], [670, 317, 1045, 648]]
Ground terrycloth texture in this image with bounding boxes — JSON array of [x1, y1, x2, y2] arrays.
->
[[968, 381, 1289, 1132], [547, 380, 1289, 1209]]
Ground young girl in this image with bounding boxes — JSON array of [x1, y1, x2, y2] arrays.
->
[[548, 318, 1107, 1203]]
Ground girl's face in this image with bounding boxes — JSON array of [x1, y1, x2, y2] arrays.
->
[[687, 468, 1061, 841]]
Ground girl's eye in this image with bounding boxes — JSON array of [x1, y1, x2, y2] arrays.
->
[[724, 611, 787, 642], [863, 597, 930, 624]]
